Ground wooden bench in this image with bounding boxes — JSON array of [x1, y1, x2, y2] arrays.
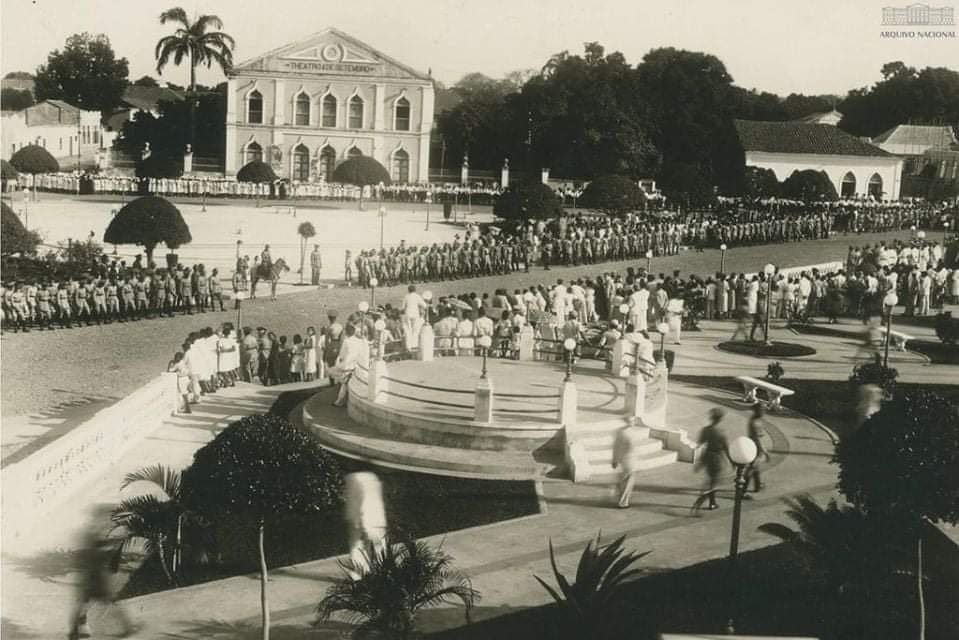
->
[[878, 326, 914, 352], [735, 375, 795, 411], [273, 206, 296, 216]]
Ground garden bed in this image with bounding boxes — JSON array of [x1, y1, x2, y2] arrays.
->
[[717, 340, 816, 358], [118, 388, 541, 599], [791, 323, 959, 365]]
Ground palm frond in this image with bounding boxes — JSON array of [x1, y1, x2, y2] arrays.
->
[[194, 14, 224, 33], [158, 7, 189, 28], [120, 464, 181, 498]]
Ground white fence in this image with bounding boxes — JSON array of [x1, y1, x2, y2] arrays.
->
[[1, 373, 178, 550]]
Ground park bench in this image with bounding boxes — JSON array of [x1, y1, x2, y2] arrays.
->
[[735, 375, 795, 411], [273, 206, 296, 216], [878, 326, 914, 352]]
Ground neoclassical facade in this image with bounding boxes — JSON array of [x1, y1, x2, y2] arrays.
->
[[225, 28, 434, 183]]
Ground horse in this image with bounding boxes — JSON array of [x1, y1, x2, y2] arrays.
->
[[251, 258, 290, 301]]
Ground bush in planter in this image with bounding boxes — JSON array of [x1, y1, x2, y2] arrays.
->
[[849, 354, 898, 398], [766, 361, 784, 382]]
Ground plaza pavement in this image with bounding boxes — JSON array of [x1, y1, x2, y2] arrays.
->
[[3, 324, 953, 639]]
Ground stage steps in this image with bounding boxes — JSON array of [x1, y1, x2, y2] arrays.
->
[[570, 422, 679, 484]]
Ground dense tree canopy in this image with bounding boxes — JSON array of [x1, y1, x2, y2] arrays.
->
[[103, 196, 191, 265], [1, 159, 19, 180], [743, 166, 780, 199], [136, 152, 184, 180], [10, 145, 59, 174], [0, 88, 34, 111], [119, 84, 226, 158], [237, 160, 278, 183], [331, 156, 391, 187], [780, 169, 839, 202], [34, 33, 129, 114], [839, 62, 959, 137]]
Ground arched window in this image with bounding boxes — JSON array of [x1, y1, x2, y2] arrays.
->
[[349, 96, 364, 129], [292, 144, 310, 182], [840, 171, 856, 197], [322, 94, 337, 128], [247, 90, 263, 124], [347, 146, 363, 160], [394, 97, 410, 131], [245, 141, 263, 164], [294, 93, 311, 126], [319, 146, 336, 182], [391, 149, 410, 183], [868, 173, 883, 199]]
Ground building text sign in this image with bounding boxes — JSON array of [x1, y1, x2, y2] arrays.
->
[[284, 61, 378, 74]]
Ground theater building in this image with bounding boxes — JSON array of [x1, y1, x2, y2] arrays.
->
[[225, 28, 434, 183]]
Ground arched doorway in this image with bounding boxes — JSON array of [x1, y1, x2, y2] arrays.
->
[[391, 149, 410, 183], [840, 172, 856, 197], [347, 146, 363, 160], [319, 146, 336, 182], [868, 173, 883, 199], [245, 141, 263, 164], [292, 144, 310, 182]]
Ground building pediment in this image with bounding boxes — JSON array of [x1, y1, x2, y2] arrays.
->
[[232, 28, 431, 83]]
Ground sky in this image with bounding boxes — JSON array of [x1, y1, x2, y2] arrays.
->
[[2, 0, 957, 96]]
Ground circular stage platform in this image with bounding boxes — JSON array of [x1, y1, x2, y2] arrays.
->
[[298, 356, 773, 482]]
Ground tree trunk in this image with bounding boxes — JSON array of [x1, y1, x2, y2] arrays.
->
[[189, 53, 197, 149], [145, 244, 156, 269], [917, 534, 925, 640], [157, 539, 174, 586], [259, 519, 270, 640], [298, 237, 305, 284], [174, 513, 183, 579]]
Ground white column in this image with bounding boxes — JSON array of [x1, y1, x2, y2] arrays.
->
[[475, 378, 494, 424], [273, 79, 286, 126], [559, 380, 577, 426], [226, 78, 238, 122], [374, 84, 386, 131], [225, 124, 238, 173]]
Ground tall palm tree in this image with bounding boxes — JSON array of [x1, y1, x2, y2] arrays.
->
[[316, 535, 479, 639], [155, 8, 235, 93], [110, 464, 186, 586], [155, 7, 235, 144]]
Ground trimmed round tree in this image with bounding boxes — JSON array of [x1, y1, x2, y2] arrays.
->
[[781, 169, 838, 202], [835, 390, 959, 640], [493, 181, 564, 224], [1, 159, 19, 181], [104, 196, 191, 267], [237, 160, 278, 208], [1, 201, 40, 255], [297, 220, 317, 284], [10, 144, 59, 175], [659, 162, 716, 208], [181, 414, 343, 640], [331, 156, 390, 210], [579, 175, 646, 216], [743, 166, 780, 199]]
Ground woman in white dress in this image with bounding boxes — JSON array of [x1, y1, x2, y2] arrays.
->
[[216, 326, 237, 387], [304, 326, 318, 382], [290, 334, 306, 382], [456, 310, 475, 356]]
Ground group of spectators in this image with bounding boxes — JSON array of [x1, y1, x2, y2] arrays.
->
[[1, 256, 227, 332]]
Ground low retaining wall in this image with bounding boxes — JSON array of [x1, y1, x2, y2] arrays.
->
[[2, 373, 178, 550]]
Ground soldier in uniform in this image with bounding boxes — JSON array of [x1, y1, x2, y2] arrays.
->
[[92, 279, 107, 324], [344, 249, 353, 286]]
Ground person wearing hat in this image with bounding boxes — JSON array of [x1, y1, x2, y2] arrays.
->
[[695, 408, 729, 510]]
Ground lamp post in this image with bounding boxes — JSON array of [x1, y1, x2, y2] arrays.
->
[[477, 335, 492, 379], [944, 221, 950, 243], [373, 318, 387, 360], [645, 249, 653, 273], [725, 435, 759, 635], [618, 302, 630, 328], [369, 276, 378, 309], [425, 191, 432, 231], [883, 291, 898, 369], [378, 206, 387, 250], [235, 291, 246, 331], [563, 337, 577, 381], [763, 263, 775, 346], [719, 243, 727, 273]]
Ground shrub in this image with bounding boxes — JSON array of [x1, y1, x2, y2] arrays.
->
[[780, 169, 838, 202], [1, 159, 19, 180], [659, 162, 716, 207], [934, 311, 959, 345], [743, 166, 780, 199], [331, 156, 391, 187], [849, 354, 898, 398], [10, 144, 59, 174], [103, 196, 191, 266], [493, 180, 564, 223], [579, 175, 646, 216]]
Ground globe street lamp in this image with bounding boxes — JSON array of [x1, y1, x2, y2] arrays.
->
[[763, 264, 776, 346], [563, 337, 577, 381], [369, 276, 378, 309], [357, 300, 369, 315], [944, 221, 950, 243], [725, 435, 759, 634], [883, 291, 899, 369], [477, 335, 493, 379], [618, 302, 630, 327], [645, 249, 653, 273], [719, 243, 727, 273]]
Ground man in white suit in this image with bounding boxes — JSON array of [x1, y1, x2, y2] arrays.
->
[[331, 323, 370, 407]]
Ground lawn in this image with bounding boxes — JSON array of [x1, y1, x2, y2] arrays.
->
[[118, 388, 541, 599]]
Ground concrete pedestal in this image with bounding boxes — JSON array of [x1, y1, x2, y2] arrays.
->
[[475, 378, 494, 423], [559, 380, 578, 426], [518, 326, 535, 361], [611, 339, 629, 377], [368, 360, 389, 404], [625, 372, 646, 418], [418, 324, 435, 362]]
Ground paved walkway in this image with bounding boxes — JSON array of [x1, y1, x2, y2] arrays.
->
[[1, 325, 954, 639]]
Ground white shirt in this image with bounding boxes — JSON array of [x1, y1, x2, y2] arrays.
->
[[336, 335, 370, 371], [402, 292, 426, 318]]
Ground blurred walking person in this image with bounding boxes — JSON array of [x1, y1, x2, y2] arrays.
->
[[694, 408, 728, 511], [612, 421, 647, 508], [342, 472, 388, 579]]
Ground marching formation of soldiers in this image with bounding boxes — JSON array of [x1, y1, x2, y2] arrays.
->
[[1, 263, 226, 332]]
